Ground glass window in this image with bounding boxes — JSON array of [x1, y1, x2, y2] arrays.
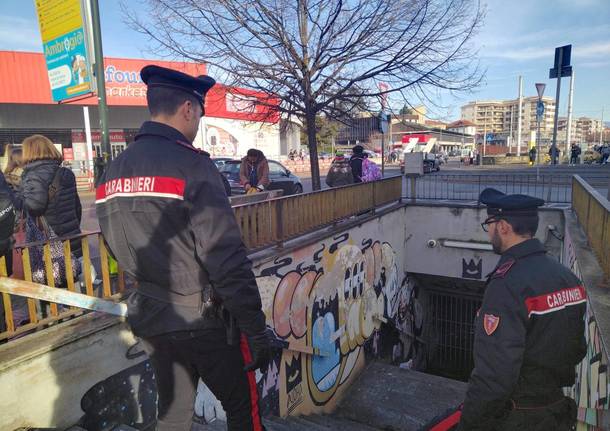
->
[[269, 161, 286, 176]]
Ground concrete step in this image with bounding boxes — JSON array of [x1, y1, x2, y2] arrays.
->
[[335, 362, 467, 431], [305, 414, 380, 430]]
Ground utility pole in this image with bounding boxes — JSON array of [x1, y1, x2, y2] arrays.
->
[[535, 83, 546, 180], [517, 76, 523, 156], [600, 107, 604, 147], [509, 104, 514, 154], [566, 71, 575, 158], [89, 0, 110, 181], [481, 112, 487, 166]]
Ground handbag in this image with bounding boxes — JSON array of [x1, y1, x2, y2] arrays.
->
[[25, 215, 81, 286], [24, 166, 81, 286]]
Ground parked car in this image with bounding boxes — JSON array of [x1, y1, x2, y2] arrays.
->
[[220, 160, 304, 196], [212, 157, 234, 169]]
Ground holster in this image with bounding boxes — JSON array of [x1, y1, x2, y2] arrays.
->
[[200, 285, 239, 346]]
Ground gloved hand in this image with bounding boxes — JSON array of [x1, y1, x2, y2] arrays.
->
[[243, 330, 271, 372]]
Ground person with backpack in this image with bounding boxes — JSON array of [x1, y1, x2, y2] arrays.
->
[[360, 154, 382, 182], [349, 145, 366, 183], [0, 170, 21, 331], [325, 153, 354, 187], [529, 147, 537, 166]]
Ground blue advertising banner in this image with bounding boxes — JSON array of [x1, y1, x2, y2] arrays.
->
[[43, 27, 93, 102], [35, 0, 93, 102]]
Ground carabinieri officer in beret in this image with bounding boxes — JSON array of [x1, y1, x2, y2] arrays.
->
[[458, 188, 586, 430], [96, 65, 270, 431]]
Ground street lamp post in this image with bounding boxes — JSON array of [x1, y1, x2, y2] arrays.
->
[[535, 83, 546, 180]]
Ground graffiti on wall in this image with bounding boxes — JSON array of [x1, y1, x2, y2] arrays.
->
[[563, 225, 610, 429], [254, 232, 412, 415]]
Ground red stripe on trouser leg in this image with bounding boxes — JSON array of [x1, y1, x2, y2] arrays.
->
[[239, 334, 264, 431], [430, 409, 462, 431]]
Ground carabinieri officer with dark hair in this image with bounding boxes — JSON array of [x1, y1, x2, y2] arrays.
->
[[96, 65, 270, 431], [458, 188, 586, 430]]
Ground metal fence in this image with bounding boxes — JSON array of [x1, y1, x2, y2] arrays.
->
[[405, 173, 577, 203], [572, 175, 610, 279], [426, 289, 481, 381]]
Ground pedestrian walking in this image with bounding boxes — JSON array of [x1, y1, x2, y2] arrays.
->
[[529, 147, 537, 166], [548, 145, 560, 165], [458, 188, 586, 430], [325, 153, 354, 187], [95, 65, 270, 431], [601, 144, 610, 164], [569, 144, 581, 165]]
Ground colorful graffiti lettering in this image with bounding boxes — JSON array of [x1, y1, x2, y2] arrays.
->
[[261, 237, 403, 410]]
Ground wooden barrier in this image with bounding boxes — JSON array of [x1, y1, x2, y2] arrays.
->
[[0, 232, 128, 341], [233, 176, 403, 249], [572, 175, 610, 279]]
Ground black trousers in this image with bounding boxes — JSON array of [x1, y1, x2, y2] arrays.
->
[[496, 397, 577, 431], [140, 328, 264, 431]]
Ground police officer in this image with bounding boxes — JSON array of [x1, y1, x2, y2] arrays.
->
[[95, 65, 270, 431], [459, 188, 586, 430]]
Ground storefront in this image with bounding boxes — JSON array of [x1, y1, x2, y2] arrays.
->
[[0, 51, 293, 174]]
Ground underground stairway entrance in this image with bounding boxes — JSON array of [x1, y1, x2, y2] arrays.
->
[[189, 274, 484, 431]]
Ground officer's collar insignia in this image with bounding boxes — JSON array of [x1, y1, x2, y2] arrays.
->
[[484, 314, 500, 335], [491, 259, 515, 279]]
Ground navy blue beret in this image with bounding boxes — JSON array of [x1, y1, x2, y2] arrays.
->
[[140, 65, 215, 107], [479, 188, 544, 216]]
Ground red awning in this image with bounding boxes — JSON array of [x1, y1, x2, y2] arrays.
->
[[0, 51, 278, 122]]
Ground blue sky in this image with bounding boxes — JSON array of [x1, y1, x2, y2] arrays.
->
[[1, 0, 609, 122]]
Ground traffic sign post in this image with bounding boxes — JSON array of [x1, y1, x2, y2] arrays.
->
[[379, 112, 389, 176], [534, 83, 546, 180], [549, 45, 573, 162]]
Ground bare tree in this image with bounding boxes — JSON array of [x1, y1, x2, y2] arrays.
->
[[124, 0, 484, 190]]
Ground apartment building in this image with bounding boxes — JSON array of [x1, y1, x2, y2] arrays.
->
[[461, 97, 556, 139], [558, 116, 604, 144]]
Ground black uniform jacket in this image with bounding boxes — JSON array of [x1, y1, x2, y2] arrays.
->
[[95, 121, 265, 337], [460, 239, 586, 430]]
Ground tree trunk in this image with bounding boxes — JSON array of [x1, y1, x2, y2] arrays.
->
[[306, 108, 321, 190]]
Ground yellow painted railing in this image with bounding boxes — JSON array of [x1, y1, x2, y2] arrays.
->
[[572, 175, 610, 279], [0, 232, 128, 341], [0, 176, 403, 341], [234, 176, 403, 249]]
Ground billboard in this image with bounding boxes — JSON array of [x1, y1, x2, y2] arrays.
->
[[34, 0, 93, 102]]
